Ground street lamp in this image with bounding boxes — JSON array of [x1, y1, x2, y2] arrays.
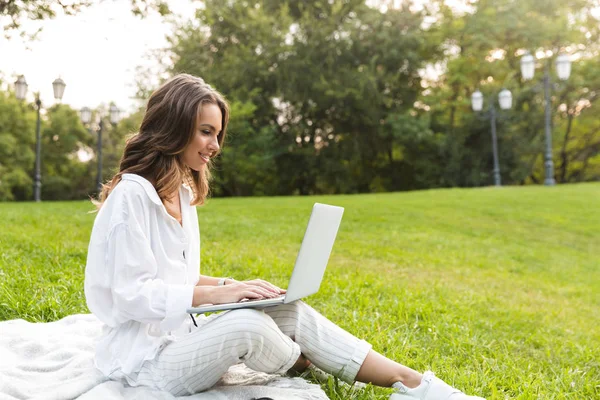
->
[[471, 88, 512, 186], [14, 75, 66, 202], [81, 105, 121, 194], [520, 51, 571, 185]]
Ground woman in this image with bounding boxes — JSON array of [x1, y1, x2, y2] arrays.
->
[[84, 73, 484, 400]]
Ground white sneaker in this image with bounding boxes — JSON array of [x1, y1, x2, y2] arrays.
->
[[390, 371, 485, 400]]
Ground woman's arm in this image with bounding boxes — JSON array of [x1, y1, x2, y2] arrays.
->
[[191, 280, 281, 307], [196, 275, 235, 286], [191, 277, 286, 307]]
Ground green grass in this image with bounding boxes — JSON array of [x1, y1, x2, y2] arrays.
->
[[1, 183, 599, 399]]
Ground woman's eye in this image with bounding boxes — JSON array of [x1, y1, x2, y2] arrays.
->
[[202, 130, 211, 135]]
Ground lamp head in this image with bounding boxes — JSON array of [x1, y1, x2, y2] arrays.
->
[[52, 77, 66, 101], [15, 75, 28, 100], [556, 53, 571, 81], [471, 90, 484, 112], [498, 89, 512, 110], [109, 104, 121, 125], [520, 53, 535, 81], [80, 107, 92, 125]]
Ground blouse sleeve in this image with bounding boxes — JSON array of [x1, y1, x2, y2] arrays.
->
[[106, 222, 194, 332]]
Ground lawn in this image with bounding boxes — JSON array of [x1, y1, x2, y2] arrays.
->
[[0, 183, 598, 399]]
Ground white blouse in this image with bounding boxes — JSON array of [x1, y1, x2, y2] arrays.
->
[[84, 173, 200, 380]]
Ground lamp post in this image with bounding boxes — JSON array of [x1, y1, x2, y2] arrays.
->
[[471, 88, 512, 186], [81, 105, 121, 194], [14, 75, 66, 202], [520, 52, 571, 186]]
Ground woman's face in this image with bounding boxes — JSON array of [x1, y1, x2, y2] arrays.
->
[[181, 102, 222, 171]]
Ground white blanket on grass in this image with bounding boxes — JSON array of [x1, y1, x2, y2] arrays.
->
[[0, 314, 329, 400]]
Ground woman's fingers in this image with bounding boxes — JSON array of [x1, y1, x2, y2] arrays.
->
[[260, 282, 284, 296], [212, 281, 286, 305], [246, 283, 280, 298], [246, 279, 271, 291], [243, 290, 263, 299], [212, 282, 279, 304], [247, 279, 286, 294]]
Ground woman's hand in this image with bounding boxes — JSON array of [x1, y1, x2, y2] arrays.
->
[[193, 279, 286, 306], [241, 279, 286, 296]]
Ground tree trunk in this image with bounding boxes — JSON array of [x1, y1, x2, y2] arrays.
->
[[558, 111, 574, 183]]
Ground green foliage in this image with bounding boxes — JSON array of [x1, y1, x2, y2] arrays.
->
[[1, 0, 600, 200], [426, 0, 600, 186], [0, 86, 140, 200], [166, 0, 600, 195], [169, 0, 444, 195], [1, 184, 599, 398], [0, 90, 36, 200], [95, 106, 145, 188], [553, 58, 600, 182], [211, 100, 281, 196], [40, 104, 94, 200]]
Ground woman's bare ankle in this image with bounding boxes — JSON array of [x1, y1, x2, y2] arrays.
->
[[290, 353, 311, 373], [389, 371, 422, 389]]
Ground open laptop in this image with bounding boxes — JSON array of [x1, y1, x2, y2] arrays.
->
[[186, 203, 344, 314]]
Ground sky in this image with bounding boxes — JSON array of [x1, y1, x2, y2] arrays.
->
[[0, 1, 196, 115]]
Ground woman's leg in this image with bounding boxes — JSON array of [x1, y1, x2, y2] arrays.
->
[[355, 349, 422, 388], [133, 308, 301, 396], [264, 301, 420, 387], [265, 301, 484, 399], [291, 353, 311, 373], [264, 301, 371, 383], [288, 346, 421, 388]]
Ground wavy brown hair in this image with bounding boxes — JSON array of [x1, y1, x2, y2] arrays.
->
[[95, 74, 229, 208]]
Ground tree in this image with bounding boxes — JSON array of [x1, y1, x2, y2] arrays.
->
[[40, 104, 94, 200], [275, 1, 442, 192], [168, 0, 442, 195], [555, 59, 600, 182], [421, 0, 600, 186], [100, 106, 145, 185], [0, 87, 36, 200], [4, 0, 599, 200]]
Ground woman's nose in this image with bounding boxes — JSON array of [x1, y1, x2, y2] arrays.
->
[[208, 137, 220, 153]]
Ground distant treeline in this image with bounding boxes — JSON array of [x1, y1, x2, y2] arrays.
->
[[1, 0, 598, 201]]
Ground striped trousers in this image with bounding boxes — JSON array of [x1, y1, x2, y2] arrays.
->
[[126, 301, 372, 396]]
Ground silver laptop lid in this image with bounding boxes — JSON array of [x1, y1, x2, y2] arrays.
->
[[284, 203, 344, 303]]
